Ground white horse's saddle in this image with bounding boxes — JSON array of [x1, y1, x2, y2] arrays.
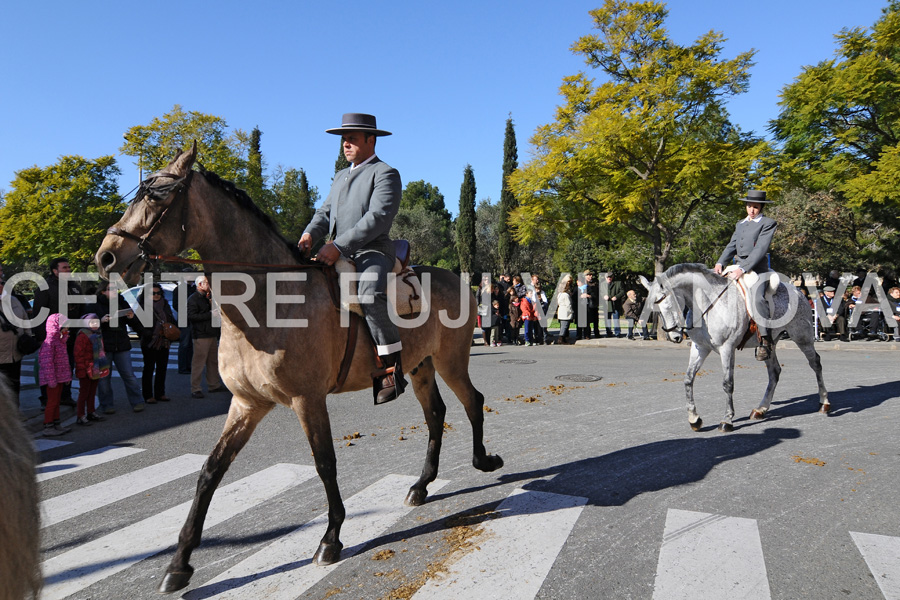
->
[[334, 255, 422, 317], [723, 265, 779, 320]]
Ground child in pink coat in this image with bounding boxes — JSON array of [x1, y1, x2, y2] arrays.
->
[[40, 313, 72, 436]]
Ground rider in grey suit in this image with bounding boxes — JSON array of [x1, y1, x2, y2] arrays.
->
[[715, 190, 777, 361], [299, 113, 407, 404]]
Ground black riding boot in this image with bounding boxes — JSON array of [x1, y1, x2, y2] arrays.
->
[[373, 352, 408, 405]]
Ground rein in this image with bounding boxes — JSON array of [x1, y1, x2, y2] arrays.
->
[[106, 169, 326, 274], [659, 276, 732, 334]]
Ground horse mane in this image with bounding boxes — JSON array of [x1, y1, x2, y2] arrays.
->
[[663, 263, 722, 284], [197, 167, 307, 263]]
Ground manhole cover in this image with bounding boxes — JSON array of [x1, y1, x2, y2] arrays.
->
[[555, 374, 603, 382], [499, 359, 538, 365]]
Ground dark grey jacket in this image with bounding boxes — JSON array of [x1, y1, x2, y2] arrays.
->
[[717, 215, 777, 273], [303, 157, 402, 257]]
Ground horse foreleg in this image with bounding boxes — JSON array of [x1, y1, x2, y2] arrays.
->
[[433, 358, 503, 473], [799, 342, 831, 413], [293, 395, 345, 566], [684, 343, 709, 431], [751, 348, 783, 420], [718, 346, 737, 432], [405, 357, 447, 506], [159, 399, 273, 593]]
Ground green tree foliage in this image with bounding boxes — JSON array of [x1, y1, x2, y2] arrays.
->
[[391, 180, 455, 267], [772, 2, 900, 207], [267, 167, 319, 243], [498, 117, 519, 274], [334, 140, 350, 175], [508, 1, 772, 273], [474, 199, 501, 276], [0, 156, 122, 270], [120, 105, 248, 184], [772, 2, 900, 267], [456, 166, 477, 274], [768, 188, 861, 275], [246, 126, 265, 203]]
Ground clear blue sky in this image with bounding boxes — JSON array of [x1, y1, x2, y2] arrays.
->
[[0, 1, 888, 217]]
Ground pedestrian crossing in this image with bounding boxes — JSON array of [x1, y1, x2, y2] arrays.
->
[[20, 345, 180, 389], [34, 443, 900, 599]]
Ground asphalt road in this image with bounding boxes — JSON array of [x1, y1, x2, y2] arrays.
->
[[34, 339, 900, 599]]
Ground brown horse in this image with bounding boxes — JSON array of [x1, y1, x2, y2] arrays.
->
[[94, 144, 502, 594], [0, 378, 41, 600]]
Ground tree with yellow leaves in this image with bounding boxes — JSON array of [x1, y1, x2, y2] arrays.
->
[[509, 0, 773, 273]]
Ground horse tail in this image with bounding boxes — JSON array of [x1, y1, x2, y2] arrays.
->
[[0, 378, 42, 599]]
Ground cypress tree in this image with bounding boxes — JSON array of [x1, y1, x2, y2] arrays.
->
[[498, 116, 518, 273], [247, 126, 264, 202], [334, 140, 350, 175], [457, 165, 477, 275]]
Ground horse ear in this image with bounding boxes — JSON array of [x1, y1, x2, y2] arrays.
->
[[639, 275, 651, 290], [168, 141, 198, 176]]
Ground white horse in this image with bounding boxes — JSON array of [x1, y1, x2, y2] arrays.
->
[[640, 264, 830, 432]]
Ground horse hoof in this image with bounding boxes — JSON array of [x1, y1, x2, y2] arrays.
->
[[689, 418, 703, 432], [819, 403, 831, 414], [718, 422, 734, 433], [405, 488, 428, 506], [473, 454, 504, 472], [313, 541, 343, 566], [750, 409, 767, 420], [158, 567, 194, 593]]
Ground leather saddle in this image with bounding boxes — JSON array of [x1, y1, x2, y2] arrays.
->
[[333, 240, 422, 317]]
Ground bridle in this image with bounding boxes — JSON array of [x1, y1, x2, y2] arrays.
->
[[656, 276, 732, 335], [106, 170, 194, 272], [104, 168, 325, 274]]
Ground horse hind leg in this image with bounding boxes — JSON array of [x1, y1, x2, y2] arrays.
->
[[405, 357, 447, 506], [799, 342, 830, 413], [433, 356, 503, 473], [750, 347, 782, 421], [159, 399, 274, 593]]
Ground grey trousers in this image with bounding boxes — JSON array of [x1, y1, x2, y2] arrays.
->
[[749, 271, 775, 338], [354, 249, 402, 356]]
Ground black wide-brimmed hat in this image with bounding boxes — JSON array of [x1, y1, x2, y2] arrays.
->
[[742, 190, 773, 203], [325, 113, 392, 137]]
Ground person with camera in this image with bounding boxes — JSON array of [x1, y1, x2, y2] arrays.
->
[[139, 283, 178, 404]]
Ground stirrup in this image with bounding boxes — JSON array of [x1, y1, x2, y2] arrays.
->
[[372, 365, 407, 405], [755, 338, 772, 361]]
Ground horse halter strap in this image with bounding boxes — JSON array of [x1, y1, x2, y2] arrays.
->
[[107, 170, 194, 269]]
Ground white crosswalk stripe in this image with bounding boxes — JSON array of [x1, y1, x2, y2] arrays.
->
[[20, 345, 180, 388], [851, 531, 900, 600], [40, 463, 318, 600], [33, 443, 899, 600], [653, 509, 772, 600], [185, 474, 450, 600], [411, 488, 587, 600], [33, 439, 72, 452], [36, 445, 145, 482], [40, 453, 207, 528]]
